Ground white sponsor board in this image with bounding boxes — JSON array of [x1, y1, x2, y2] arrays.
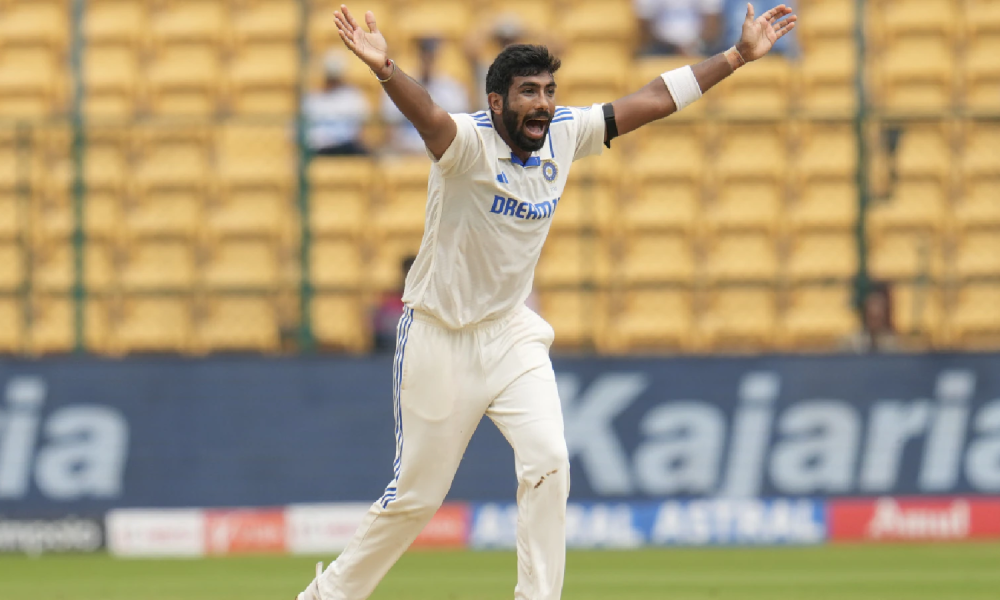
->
[[106, 509, 205, 557], [286, 503, 370, 554]]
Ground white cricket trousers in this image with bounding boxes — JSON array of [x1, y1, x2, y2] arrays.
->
[[315, 304, 570, 600]]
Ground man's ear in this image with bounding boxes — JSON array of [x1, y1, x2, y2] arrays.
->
[[487, 92, 504, 116]]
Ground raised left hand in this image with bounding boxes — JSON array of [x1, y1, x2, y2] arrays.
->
[[736, 3, 797, 62]]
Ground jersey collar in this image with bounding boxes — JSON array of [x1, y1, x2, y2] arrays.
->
[[490, 126, 544, 168]]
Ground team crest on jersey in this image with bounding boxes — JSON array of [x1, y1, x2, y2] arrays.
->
[[542, 160, 558, 182]]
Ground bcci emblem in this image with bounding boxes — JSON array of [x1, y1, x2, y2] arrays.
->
[[542, 160, 558, 182]]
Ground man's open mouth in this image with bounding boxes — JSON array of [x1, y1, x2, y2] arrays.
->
[[523, 118, 549, 139]]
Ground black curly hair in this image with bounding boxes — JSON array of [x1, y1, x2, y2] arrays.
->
[[485, 44, 561, 100]]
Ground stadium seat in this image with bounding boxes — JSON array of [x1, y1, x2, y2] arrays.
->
[[537, 289, 606, 350], [534, 234, 612, 287], [310, 239, 364, 290], [894, 126, 952, 185], [703, 233, 779, 284], [149, 0, 229, 50], [232, 0, 301, 46], [878, 0, 957, 43], [714, 126, 787, 183], [630, 124, 705, 184], [878, 39, 955, 112], [787, 181, 858, 232], [699, 287, 778, 350], [714, 56, 792, 117], [962, 38, 1000, 110], [84, 147, 129, 193], [800, 39, 858, 116], [0, 243, 24, 291], [0, 296, 23, 353], [961, 124, 1000, 183], [84, 0, 148, 49], [868, 231, 943, 281], [373, 188, 428, 237], [948, 283, 1000, 347], [114, 295, 193, 354], [201, 240, 280, 290], [554, 0, 634, 45], [228, 44, 300, 115], [953, 231, 1000, 279], [609, 289, 694, 352], [786, 233, 858, 282], [32, 242, 116, 293], [309, 156, 375, 194], [83, 46, 141, 118], [395, 0, 472, 43], [867, 182, 947, 236], [621, 180, 700, 235], [780, 284, 858, 350], [217, 123, 295, 193], [0, 51, 64, 117], [124, 190, 203, 240], [953, 181, 1000, 232], [28, 295, 111, 354], [120, 240, 196, 291], [891, 283, 944, 342], [550, 183, 617, 234], [311, 292, 370, 352], [146, 46, 223, 116], [797, 0, 855, 41], [619, 234, 695, 285], [795, 123, 857, 183], [370, 234, 422, 291], [0, 1, 69, 53], [310, 188, 368, 238], [0, 195, 18, 239], [556, 47, 630, 103], [964, 0, 1000, 39], [703, 182, 782, 235], [206, 190, 290, 241], [196, 295, 280, 353]]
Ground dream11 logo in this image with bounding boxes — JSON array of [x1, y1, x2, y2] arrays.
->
[[0, 377, 129, 501]]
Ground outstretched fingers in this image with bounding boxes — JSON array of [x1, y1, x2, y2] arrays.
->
[[341, 4, 361, 31], [774, 15, 797, 39], [365, 11, 379, 34], [745, 2, 755, 23]]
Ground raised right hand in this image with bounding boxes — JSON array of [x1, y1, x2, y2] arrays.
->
[[334, 4, 390, 78]]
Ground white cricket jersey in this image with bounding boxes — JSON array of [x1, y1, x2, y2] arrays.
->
[[401, 105, 606, 329]]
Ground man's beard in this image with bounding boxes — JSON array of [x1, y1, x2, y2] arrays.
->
[[502, 99, 549, 153]]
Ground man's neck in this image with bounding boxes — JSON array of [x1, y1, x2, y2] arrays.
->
[[492, 113, 532, 163]]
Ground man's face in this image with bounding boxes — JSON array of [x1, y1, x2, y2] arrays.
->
[[499, 73, 556, 152]]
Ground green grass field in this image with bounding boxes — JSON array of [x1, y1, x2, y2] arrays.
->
[[1, 544, 999, 600]]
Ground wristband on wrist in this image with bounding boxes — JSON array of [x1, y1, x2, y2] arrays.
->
[[726, 46, 747, 70], [372, 58, 395, 83]]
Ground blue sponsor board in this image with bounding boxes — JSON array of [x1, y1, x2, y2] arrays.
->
[[0, 354, 998, 515], [470, 499, 827, 548]]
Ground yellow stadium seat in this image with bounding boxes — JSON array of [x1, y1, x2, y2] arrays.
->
[[795, 123, 857, 183], [0, 52, 64, 117], [714, 56, 792, 118], [557, 47, 630, 102], [84, 147, 129, 193], [953, 231, 1000, 279], [797, 0, 855, 41], [551, 183, 617, 234], [699, 287, 777, 350], [206, 190, 289, 241], [963, 38, 1000, 110], [868, 231, 943, 281], [28, 295, 111, 354], [146, 46, 223, 116], [619, 234, 695, 285], [133, 121, 212, 155], [0, 195, 19, 239], [396, 0, 472, 42], [630, 124, 705, 184], [0, 296, 23, 353], [622, 181, 700, 235], [124, 191, 203, 240], [879, 39, 955, 112], [867, 182, 947, 236], [962, 124, 1000, 182], [895, 126, 952, 185], [780, 284, 858, 350], [311, 293, 370, 352], [535, 234, 612, 287], [121, 240, 196, 291], [954, 181, 1000, 232], [84, 0, 148, 49], [202, 240, 280, 290], [879, 0, 957, 42], [703, 233, 779, 284], [0, 1, 69, 52], [149, 0, 229, 49], [609, 289, 694, 352], [537, 289, 605, 350], [114, 296, 192, 354], [32, 243, 116, 293], [370, 234, 422, 291], [83, 47, 141, 118], [373, 188, 427, 237], [554, 0, 634, 44], [965, 0, 1000, 38], [715, 126, 787, 183], [787, 181, 858, 232], [217, 122, 295, 192], [0, 243, 24, 291], [948, 283, 1000, 347], [311, 189, 367, 238], [786, 233, 858, 282], [229, 44, 300, 115], [309, 156, 375, 193], [233, 0, 301, 46], [800, 39, 858, 116], [704, 182, 782, 235], [310, 239, 364, 290], [196, 295, 280, 353], [891, 283, 944, 341]]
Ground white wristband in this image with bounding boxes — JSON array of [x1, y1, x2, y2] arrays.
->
[[660, 65, 703, 112]]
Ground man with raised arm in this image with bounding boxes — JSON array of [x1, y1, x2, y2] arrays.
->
[[297, 4, 796, 599]]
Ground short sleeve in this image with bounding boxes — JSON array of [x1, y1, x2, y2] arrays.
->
[[570, 104, 607, 162], [427, 114, 483, 177]]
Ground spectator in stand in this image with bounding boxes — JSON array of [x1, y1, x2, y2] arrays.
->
[[302, 51, 371, 156], [382, 37, 469, 153], [633, 0, 723, 56], [846, 281, 901, 353], [718, 0, 798, 56], [372, 255, 416, 353]]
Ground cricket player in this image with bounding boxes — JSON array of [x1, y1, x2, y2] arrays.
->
[[298, 4, 796, 599]]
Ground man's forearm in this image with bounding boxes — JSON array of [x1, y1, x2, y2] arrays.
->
[[692, 49, 741, 95], [376, 61, 445, 136]]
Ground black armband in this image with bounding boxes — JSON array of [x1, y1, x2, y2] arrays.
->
[[602, 102, 618, 149]]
